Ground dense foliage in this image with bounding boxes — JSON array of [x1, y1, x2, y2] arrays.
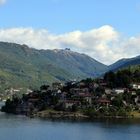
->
[[104, 66, 140, 88]]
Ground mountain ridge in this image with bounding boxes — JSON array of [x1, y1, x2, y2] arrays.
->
[[0, 42, 107, 88], [108, 55, 140, 71]]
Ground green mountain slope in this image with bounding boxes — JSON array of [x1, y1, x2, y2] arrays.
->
[[0, 42, 107, 88]]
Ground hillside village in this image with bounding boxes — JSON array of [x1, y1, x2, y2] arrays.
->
[[0, 88, 32, 101], [2, 68, 140, 119]]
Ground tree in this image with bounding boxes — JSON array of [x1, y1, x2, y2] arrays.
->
[[136, 89, 140, 96], [116, 70, 131, 88], [40, 85, 50, 91], [104, 71, 116, 88], [122, 90, 132, 103], [112, 94, 123, 108], [133, 70, 140, 82]]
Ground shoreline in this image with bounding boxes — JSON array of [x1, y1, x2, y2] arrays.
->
[[1, 110, 140, 122], [33, 110, 90, 120], [30, 110, 140, 120]]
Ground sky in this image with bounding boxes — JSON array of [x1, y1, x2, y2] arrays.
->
[[0, 0, 140, 65]]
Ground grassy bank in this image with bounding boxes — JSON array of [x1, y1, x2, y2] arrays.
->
[[32, 109, 140, 120], [130, 111, 140, 118]]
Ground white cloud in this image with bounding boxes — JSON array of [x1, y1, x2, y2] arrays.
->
[[0, 0, 6, 5], [0, 25, 140, 65]]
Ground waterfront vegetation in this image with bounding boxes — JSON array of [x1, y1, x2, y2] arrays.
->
[[1, 67, 140, 119]]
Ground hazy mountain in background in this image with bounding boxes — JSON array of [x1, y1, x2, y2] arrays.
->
[[108, 55, 140, 71]]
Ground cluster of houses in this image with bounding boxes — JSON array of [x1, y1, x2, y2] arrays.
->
[[0, 88, 32, 101], [57, 81, 140, 110], [2, 79, 140, 115]]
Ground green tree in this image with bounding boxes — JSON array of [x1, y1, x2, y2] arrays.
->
[[104, 71, 116, 88], [112, 94, 123, 108]]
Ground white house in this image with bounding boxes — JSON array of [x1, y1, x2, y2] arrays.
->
[[131, 83, 140, 90], [113, 88, 125, 94]]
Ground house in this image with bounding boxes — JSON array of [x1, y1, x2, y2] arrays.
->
[[99, 82, 107, 87], [25, 89, 33, 95], [135, 96, 140, 106], [130, 90, 137, 95], [131, 83, 140, 90], [105, 88, 113, 95], [59, 92, 67, 100], [78, 93, 92, 105], [97, 98, 111, 106], [78, 82, 86, 88], [62, 100, 80, 109], [70, 88, 89, 95], [113, 88, 125, 94], [52, 82, 63, 90]]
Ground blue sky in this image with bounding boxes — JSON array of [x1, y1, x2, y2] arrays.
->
[[0, 0, 140, 64], [0, 0, 140, 35]]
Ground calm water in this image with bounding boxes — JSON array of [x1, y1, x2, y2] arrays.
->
[[0, 103, 140, 140]]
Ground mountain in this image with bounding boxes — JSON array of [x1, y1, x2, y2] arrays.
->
[[0, 42, 107, 88], [108, 55, 140, 71]]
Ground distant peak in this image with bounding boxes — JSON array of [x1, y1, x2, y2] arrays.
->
[[53, 48, 71, 52], [65, 48, 71, 51], [21, 44, 29, 48], [53, 48, 71, 53]]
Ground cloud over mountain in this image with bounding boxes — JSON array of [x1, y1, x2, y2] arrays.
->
[[0, 25, 140, 65]]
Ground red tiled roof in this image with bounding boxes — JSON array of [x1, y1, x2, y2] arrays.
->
[[98, 98, 110, 103]]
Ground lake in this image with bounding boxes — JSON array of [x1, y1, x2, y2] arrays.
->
[[0, 102, 140, 140]]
